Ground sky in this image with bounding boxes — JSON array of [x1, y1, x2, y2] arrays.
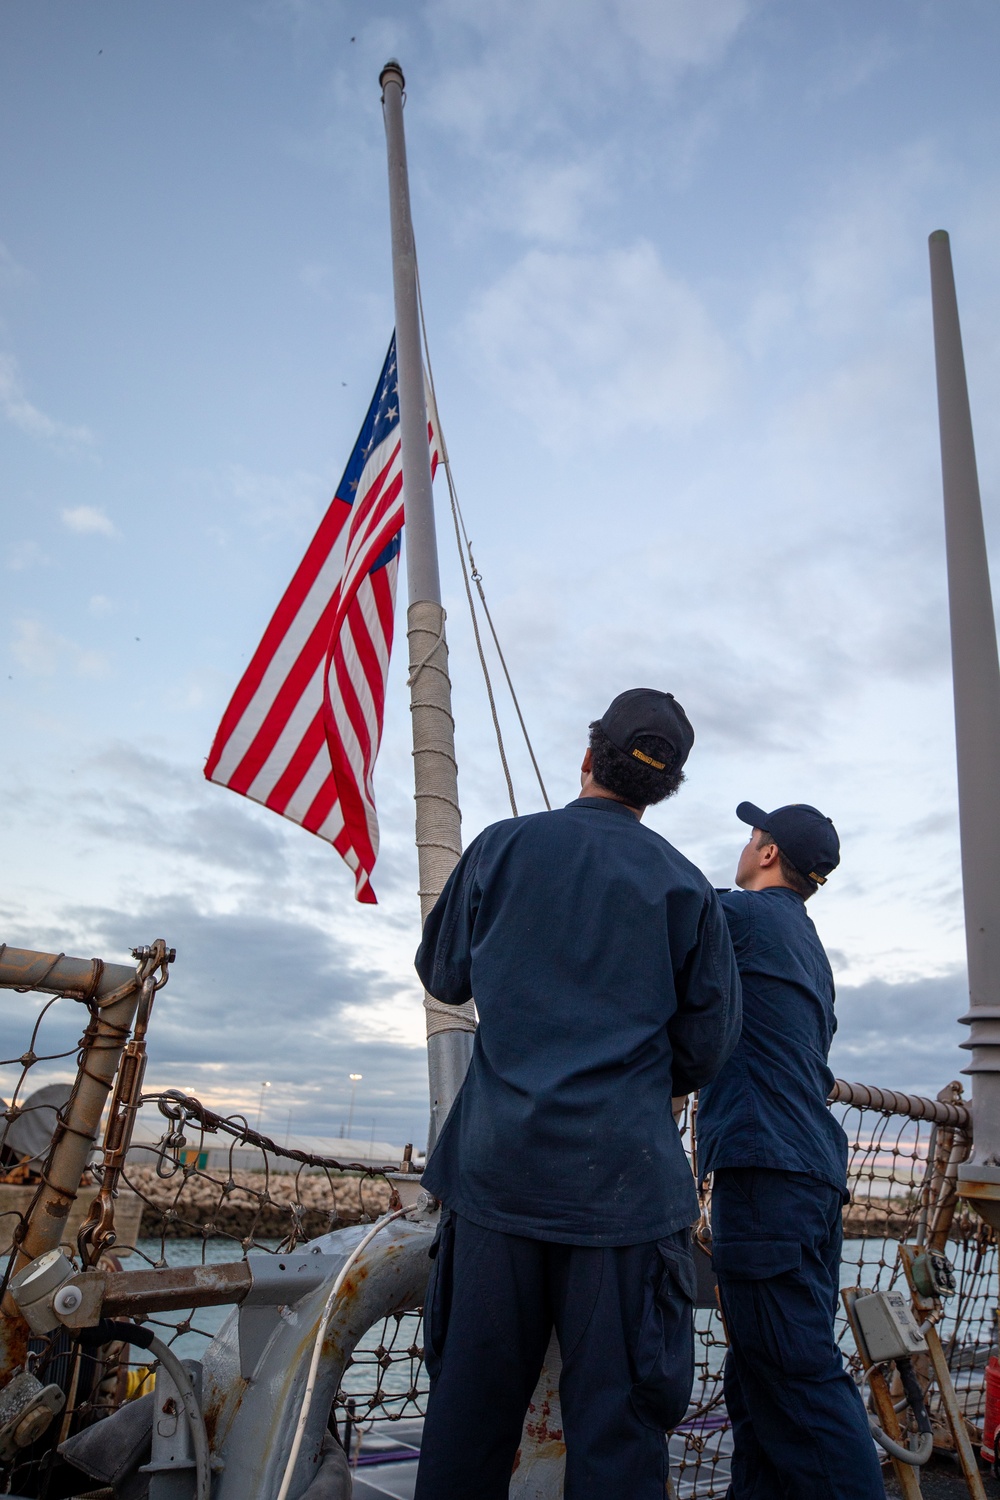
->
[[2, 0, 1000, 1151]]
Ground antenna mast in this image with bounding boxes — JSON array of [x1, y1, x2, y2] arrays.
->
[[380, 61, 475, 1150], [929, 229, 1000, 1226]]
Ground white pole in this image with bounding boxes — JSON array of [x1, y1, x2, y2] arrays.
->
[[928, 229, 1000, 1228], [380, 61, 475, 1151]]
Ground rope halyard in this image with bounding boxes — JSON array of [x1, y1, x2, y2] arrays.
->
[[415, 260, 551, 815]]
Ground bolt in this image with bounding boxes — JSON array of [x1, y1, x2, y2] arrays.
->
[[53, 1285, 83, 1317]]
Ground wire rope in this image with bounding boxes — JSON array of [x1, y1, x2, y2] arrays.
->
[[414, 263, 551, 814], [275, 1208, 408, 1500]]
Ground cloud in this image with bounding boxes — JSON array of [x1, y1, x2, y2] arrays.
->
[[10, 619, 109, 680], [0, 893, 972, 1152], [465, 240, 733, 445], [0, 894, 431, 1147], [0, 354, 95, 451], [88, 594, 115, 617], [5, 540, 50, 573], [298, 261, 336, 300], [61, 505, 118, 538], [427, 0, 749, 143], [830, 970, 970, 1100], [218, 464, 327, 535], [460, 155, 612, 247], [0, 242, 31, 290]]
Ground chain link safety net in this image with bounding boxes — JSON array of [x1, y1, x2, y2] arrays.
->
[[0, 946, 419, 1496], [0, 947, 996, 1496], [670, 1087, 997, 1498]]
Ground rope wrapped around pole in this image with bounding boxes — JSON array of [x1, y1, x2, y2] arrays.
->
[[408, 600, 476, 1039]]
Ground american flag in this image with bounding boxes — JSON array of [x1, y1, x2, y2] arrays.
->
[[205, 336, 439, 903]]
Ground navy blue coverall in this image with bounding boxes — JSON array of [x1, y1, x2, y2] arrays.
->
[[697, 887, 883, 1500], [413, 797, 742, 1500]]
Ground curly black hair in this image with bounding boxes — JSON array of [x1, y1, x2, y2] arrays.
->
[[588, 722, 685, 809]]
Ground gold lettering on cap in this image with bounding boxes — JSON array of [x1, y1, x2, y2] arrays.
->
[[631, 748, 666, 770]]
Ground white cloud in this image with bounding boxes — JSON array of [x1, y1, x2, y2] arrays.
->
[[614, 0, 749, 66], [5, 540, 50, 573], [222, 463, 327, 533], [61, 505, 118, 538], [427, 0, 749, 141], [467, 156, 610, 246], [465, 240, 733, 444], [10, 619, 109, 680], [0, 242, 31, 290], [298, 261, 336, 300], [0, 354, 95, 451], [88, 594, 115, 617]]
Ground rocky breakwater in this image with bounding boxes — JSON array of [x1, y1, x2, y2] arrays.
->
[[125, 1165, 393, 1242]]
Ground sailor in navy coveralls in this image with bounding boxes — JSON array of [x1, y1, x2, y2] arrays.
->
[[697, 803, 883, 1500], [412, 690, 742, 1500]]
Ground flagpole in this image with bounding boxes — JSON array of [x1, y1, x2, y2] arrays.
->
[[380, 60, 475, 1151], [929, 230, 1000, 1228]]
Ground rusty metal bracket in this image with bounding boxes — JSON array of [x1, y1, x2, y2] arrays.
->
[[843, 1286, 924, 1498], [898, 1243, 988, 1499], [77, 941, 174, 1266]]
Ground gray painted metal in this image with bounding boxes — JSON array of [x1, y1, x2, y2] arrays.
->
[[379, 60, 441, 609], [144, 1359, 203, 1500], [510, 1333, 565, 1498], [928, 230, 1000, 1223], [427, 1023, 475, 1151], [380, 62, 472, 1142], [201, 1216, 434, 1500]]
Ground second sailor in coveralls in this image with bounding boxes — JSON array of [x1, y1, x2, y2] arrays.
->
[[412, 690, 741, 1500], [697, 803, 884, 1500]]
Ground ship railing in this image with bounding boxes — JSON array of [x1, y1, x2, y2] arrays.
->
[[0, 942, 995, 1498]]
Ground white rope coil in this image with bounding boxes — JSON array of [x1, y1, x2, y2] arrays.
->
[[424, 994, 477, 1036]]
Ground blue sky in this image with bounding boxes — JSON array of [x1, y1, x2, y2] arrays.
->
[[2, 1, 999, 1147]]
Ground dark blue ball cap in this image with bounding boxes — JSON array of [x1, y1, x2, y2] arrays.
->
[[736, 801, 840, 885], [599, 688, 695, 772]]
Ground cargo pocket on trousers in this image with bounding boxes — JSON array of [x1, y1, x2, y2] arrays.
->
[[422, 1210, 455, 1384], [711, 1239, 801, 1279], [710, 1242, 803, 1374], [629, 1239, 697, 1432]]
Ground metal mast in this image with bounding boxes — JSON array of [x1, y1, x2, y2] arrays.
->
[[928, 229, 1000, 1227], [380, 61, 475, 1151]]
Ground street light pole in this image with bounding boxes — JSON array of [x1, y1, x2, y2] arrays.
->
[[347, 1073, 362, 1141]]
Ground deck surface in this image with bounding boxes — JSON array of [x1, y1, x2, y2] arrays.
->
[[883, 1455, 1000, 1498], [344, 1420, 1000, 1498]]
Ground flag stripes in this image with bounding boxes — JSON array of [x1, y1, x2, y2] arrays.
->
[[205, 335, 439, 902]]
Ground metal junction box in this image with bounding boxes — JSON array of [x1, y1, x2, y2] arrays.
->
[[853, 1288, 928, 1363]]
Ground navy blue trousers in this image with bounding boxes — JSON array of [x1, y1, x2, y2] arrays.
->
[[711, 1168, 883, 1500], [414, 1213, 696, 1500]]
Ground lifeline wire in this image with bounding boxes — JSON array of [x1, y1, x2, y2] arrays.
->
[[274, 1208, 409, 1500], [415, 262, 551, 814]]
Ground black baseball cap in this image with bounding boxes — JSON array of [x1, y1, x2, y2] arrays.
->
[[599, 689, 695, 773], [736, 801, 840, 885]]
